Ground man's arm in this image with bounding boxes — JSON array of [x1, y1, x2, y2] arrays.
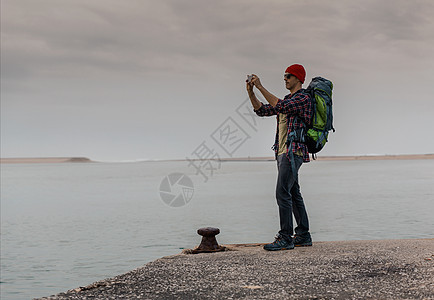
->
[[246, 80, 277, 116], [274, 92, 311, 116], [251, 75, 280, 107], [246, 81, 262, 110]]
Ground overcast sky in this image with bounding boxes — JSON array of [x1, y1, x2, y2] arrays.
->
[[2, 0, 434, 161]]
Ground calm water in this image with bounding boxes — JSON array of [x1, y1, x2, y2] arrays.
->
[[1, 159, 433, 299]]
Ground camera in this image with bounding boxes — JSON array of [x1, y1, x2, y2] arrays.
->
[[247, 75, 254, 83]]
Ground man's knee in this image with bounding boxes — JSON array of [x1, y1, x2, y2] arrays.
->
[[276, 191, 292, 208]]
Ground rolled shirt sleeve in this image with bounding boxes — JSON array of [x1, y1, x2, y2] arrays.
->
[[254, 103, 278, 117]]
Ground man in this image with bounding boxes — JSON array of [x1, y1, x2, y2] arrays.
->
[[246, 64, 313, 251]]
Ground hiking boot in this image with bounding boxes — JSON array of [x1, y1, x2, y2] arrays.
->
[[293, 234, 312, 247], [263, 236, 294, 251]]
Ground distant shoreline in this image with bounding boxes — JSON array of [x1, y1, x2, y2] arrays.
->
[[0, 157, 94, 164], [1, 154, 433, 164], [216, 153, 434, 162], [190, 153, 434, 162]]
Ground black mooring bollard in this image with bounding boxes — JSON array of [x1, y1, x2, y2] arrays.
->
[[192, 227, 226, 254]]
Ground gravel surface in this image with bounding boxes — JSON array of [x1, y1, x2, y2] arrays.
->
[[37, 239, 434, 300]]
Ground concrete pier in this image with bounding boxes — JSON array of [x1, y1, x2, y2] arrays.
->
[[38, 239, 433, 299]]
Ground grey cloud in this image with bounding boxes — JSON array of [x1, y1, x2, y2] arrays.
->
[[4, 0, 433, 82]]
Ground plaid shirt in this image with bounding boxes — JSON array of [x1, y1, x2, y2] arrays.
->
[[254, 89, 313, 162]]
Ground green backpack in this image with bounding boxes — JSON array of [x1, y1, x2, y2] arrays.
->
[[303, 77, 334, 154]]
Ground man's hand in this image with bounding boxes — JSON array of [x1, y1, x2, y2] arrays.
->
[[248, 74, 279, 107], [250, 74, 263, 90]]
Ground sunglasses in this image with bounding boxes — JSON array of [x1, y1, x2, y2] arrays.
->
[[284, 73, 293, 80]]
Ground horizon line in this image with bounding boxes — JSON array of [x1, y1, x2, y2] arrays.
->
[[1, 153, 434, 164]]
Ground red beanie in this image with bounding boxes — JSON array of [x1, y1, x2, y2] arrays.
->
[[285, 64, 306, 84]]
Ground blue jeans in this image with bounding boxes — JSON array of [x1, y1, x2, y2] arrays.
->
[[276, 154, 310, 241]]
